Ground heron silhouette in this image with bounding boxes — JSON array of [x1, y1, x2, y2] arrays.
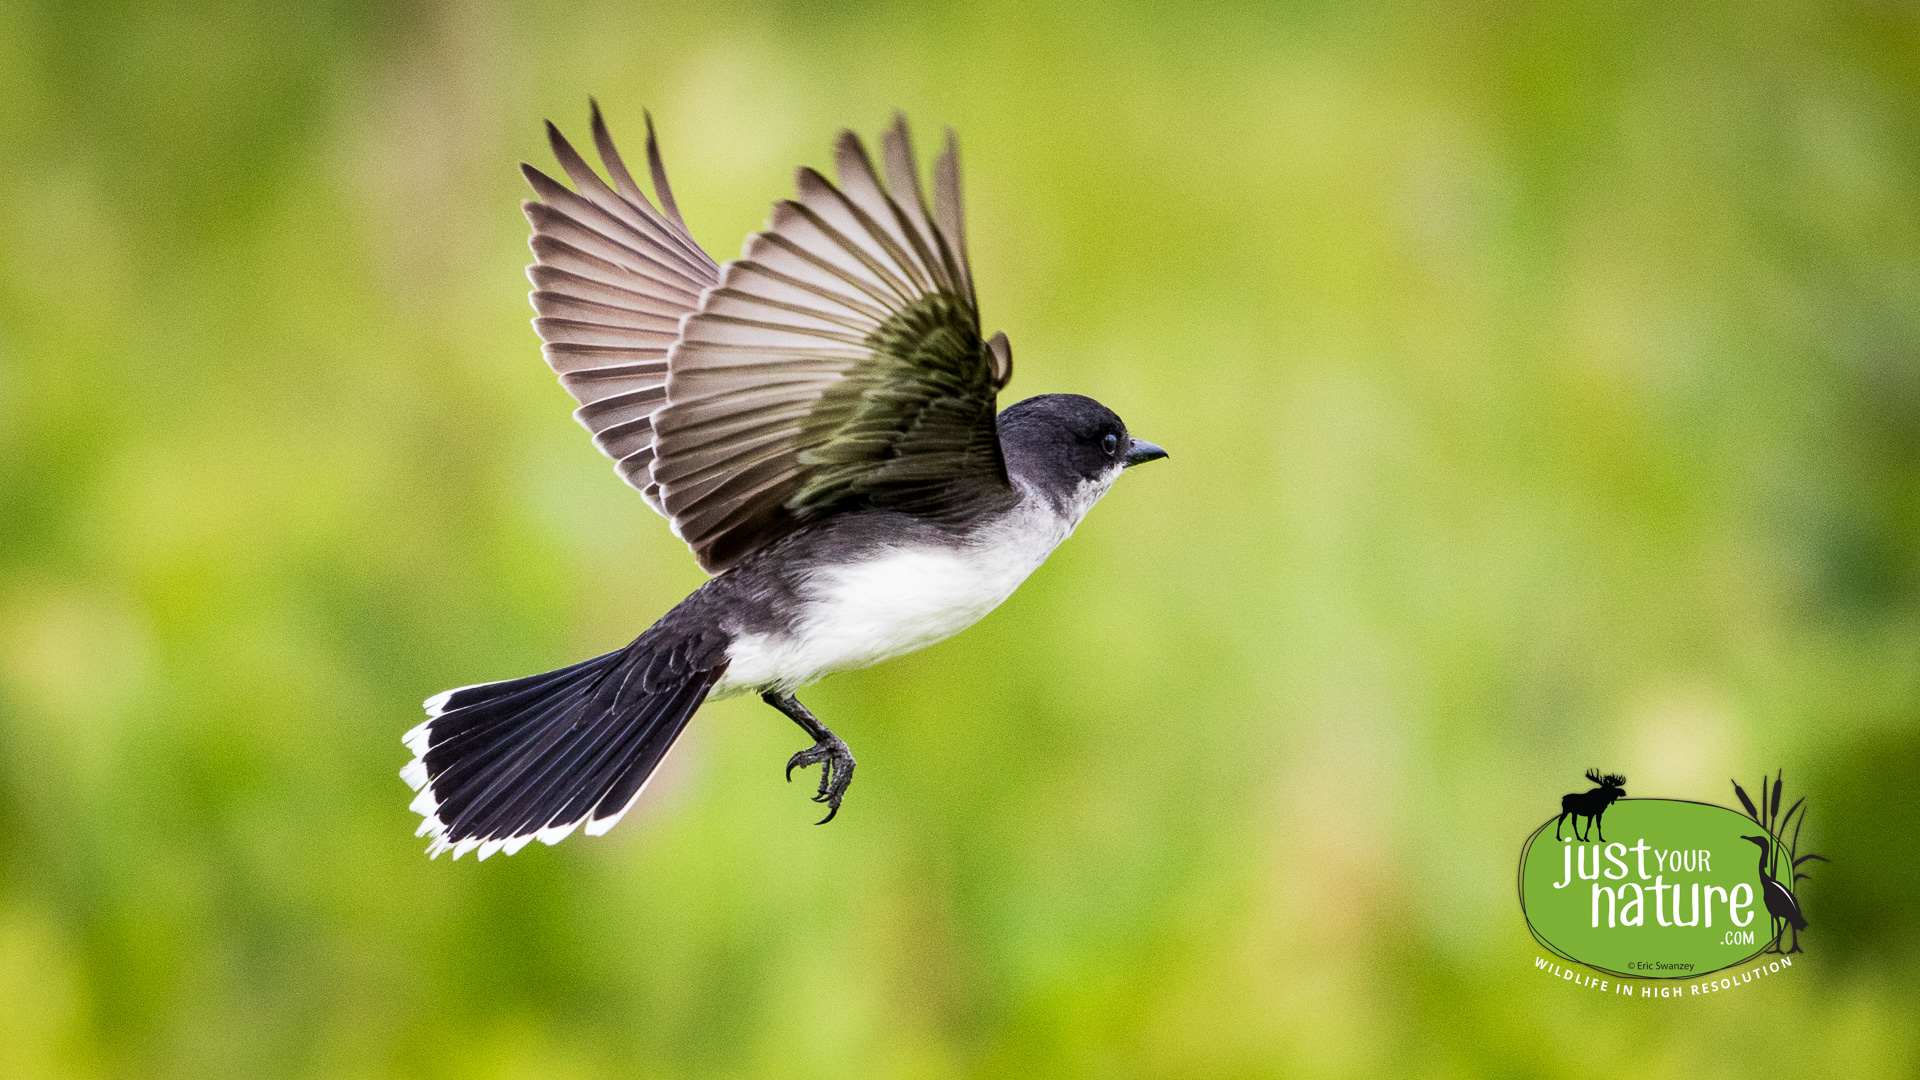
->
[[1741, 834, 1808, 953]]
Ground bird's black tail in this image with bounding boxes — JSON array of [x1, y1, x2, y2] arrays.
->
[[402, 628, 729, 859]]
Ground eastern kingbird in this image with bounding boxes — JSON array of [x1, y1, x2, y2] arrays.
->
[[402, 104, 1168, 859]]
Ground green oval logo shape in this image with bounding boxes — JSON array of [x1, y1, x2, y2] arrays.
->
[[1519, 799, 1774, 978]]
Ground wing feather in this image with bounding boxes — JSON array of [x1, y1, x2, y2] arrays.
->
[[591, 419, 656, 462], [700, 290, 872, 335], [651, 118, 1011, 572], [558, 361, 670, 406], [520, 167, 711, 290], [652, 425, 806, 488], [529, 234, 700, 310], [720, 260, 895, 323], [838, 126, 959, 300], [816, 136, 938, 293], [540, 343, 670, 375], [932, 131, 976, 312], [576, 384, 668, 427], [880, 115, 956, 295], [528, 265, 686, 316], [524, 108, 719, 518], [524, 205, 706, 302], [544, 117, 714, 283], [530, 290, 681, 330], [768, 197, 914, 304], [662, 454, 801, 521], [532, 318, 679, 351], [669, 462, 806, 542], [647, 399, 817, 450]]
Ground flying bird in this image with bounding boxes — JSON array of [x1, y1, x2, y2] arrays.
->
[[401, 104, 1168, 859]]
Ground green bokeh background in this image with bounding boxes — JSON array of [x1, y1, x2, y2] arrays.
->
[[2, 0, 1916, 1076]]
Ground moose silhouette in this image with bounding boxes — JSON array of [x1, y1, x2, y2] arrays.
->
[[1554, 769, 1627, 842]]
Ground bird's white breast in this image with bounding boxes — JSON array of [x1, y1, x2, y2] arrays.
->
[[714, 478, 1111, 695]]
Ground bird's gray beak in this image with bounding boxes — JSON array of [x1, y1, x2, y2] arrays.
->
[[1122, 438, 1168, 468]]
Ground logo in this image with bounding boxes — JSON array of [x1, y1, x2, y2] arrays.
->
[[1518, 770, 1827, 982]]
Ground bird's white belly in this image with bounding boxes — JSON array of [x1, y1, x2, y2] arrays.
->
[[711, 477, 1117, 697], [715, 540, 1044, 695]]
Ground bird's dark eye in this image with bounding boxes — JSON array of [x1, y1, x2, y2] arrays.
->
[[1101, 433, 1119, 456]]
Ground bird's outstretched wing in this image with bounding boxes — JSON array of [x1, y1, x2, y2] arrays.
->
[[522, 102, 720, 516], [524, 110, 1013, 573], [653, 115, 1015, 572]]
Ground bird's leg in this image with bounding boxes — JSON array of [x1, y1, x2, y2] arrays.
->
[[762, 691, 856, 824]]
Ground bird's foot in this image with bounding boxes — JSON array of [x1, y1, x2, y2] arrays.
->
[[786, 733, 855, 823]]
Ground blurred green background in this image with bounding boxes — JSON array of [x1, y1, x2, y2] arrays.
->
[[2, 0, 1917, 1076]]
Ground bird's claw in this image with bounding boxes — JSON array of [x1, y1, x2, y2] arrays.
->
[[786, 733, 855, 823]]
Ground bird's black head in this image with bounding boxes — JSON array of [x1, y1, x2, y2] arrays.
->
[[1741, 835, 1771, 852], [997, 393, 1166, 508]]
